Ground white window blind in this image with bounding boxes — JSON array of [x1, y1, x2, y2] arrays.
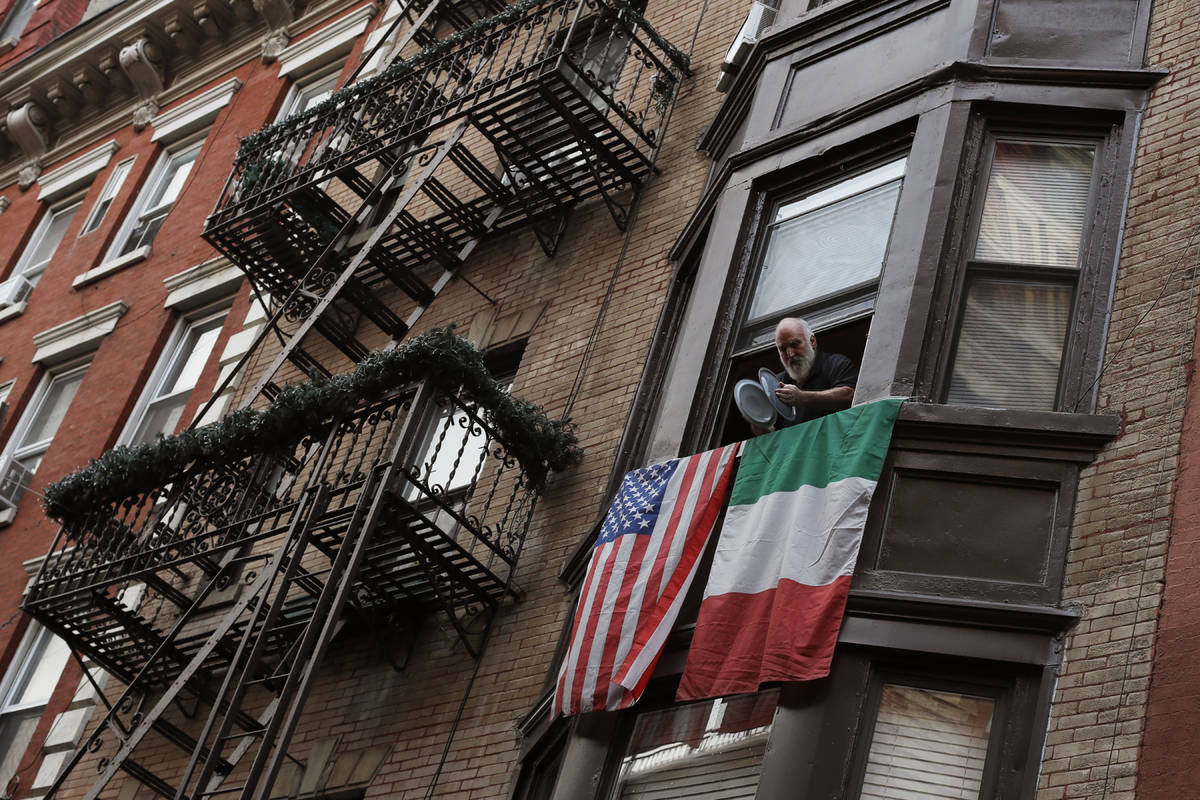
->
[[945, 278, 1072, 409], [947, 137, 1097, 411], [746, 159, 905, 325], [859, 684, 994, 800], [974, 142, 1095, 269], [615, 691, 777, 800]]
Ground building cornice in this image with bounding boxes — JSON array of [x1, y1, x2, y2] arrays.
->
[[0, 0, 362, 190]]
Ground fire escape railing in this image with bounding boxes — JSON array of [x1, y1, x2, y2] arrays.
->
[[25, 376, 541, 685], [207, 0, 687, 236]]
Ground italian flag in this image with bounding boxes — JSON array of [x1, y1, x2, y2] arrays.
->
[[677, 398, 903, 700]]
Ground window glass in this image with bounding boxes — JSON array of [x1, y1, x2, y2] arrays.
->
[[614, 690, 779, 799], [14, 366, 85, 463], [746, 159, 905, 328], [946, 137, 1098, 411], [126, 313, 226, 446], [4, 201, 82, 306], [80, 159, 133, 236], [858, 684, 994, 800], [946, 279, 1072, 409], [115, 144, 200, 258], [279, 73, 338, 121], [0, 626, 71, 790], [973, 142, 1095, 268], [0, 0, 36, 41], [18, 203, 80, 280]]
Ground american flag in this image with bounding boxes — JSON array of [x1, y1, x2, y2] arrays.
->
[[553, 443, 740, 716]]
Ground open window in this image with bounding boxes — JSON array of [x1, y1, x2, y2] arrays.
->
[[716, 156, 906, 445]]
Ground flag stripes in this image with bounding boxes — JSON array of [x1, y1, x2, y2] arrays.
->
[[554, 444, 739, 716]]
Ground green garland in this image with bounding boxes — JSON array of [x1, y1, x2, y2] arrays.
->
[[43, 329, 581, 524], [235, 0, 688, 164]]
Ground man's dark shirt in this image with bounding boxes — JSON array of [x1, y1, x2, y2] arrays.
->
[[776, 350, 859, 426]]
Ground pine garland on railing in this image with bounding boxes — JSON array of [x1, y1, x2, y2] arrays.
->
[[42, 329, 581, 524], [234, 0, 689, 163]]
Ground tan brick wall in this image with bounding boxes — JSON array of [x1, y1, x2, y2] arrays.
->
[[1037, 2, 1200, 797], [45, 2, 748, 800]]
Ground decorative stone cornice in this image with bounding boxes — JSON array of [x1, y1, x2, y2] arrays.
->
[[253, 0, 295, 62], [0, 0, 353, 188]]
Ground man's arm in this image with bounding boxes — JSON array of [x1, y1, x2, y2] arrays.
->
[[775, 383, 853, 411]]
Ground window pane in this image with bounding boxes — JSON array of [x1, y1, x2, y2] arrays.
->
[[859, 685, 994, 800], [20, 370, 85, 447], [150, 150, 198, 209], [747, 169, 903, 324], [946, 279, 1072, 411], [165, 323, 222, 395], [23, 204, 79, 278], [81, 160, 133, 235], [974, 142, 1096, 268], [616, 691, 778, 800], [9, 632, 70, 707], [128, 315, 226, 445]]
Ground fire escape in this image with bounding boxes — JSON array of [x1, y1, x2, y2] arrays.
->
[[20, 0, 689, 798]]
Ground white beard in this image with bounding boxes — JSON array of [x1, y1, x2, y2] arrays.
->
[[783, 349, 816, 386]]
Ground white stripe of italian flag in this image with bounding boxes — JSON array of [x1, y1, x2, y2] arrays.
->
[[677, 398, 904, 701]]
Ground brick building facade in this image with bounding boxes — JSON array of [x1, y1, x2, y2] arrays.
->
[[0, 0, 1195, 799]]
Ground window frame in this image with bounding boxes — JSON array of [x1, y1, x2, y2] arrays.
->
[[0, 0, 36, 42], [926, 112, 1124, 414], [105, 139, 203, 262], [936, 128, 1104, 412], [7, 197, 83, 291], [276, 70, 339, 122], [118, 306, 229, 447], [680, 131, 913, 452], [79, 157, 135, 237], [1, 359, 89, 487], [0, 622, 70, 790]]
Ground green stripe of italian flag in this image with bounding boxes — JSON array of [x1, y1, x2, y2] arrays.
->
[[678, 398, 904, 701]]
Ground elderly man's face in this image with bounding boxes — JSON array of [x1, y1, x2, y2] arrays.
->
[[776, 322, 818, 384]]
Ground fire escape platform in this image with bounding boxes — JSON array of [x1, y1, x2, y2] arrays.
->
[[201, 0, 687, 374]]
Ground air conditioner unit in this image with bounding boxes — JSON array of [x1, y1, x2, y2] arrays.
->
[[0, 457, 33, 511], [0, 274, 34, 307], [716, 1, 779, 92]]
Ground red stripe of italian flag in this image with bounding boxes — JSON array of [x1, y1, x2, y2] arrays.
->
[[677, 398, 904, 701]]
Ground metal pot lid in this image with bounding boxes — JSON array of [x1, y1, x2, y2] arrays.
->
[[758, 368, 797, 423], [734, 379, 777, 427]]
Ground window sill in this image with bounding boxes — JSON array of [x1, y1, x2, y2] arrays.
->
[[894, 402, 1122, 458], [74, 245, 150, 288], [0, 507, 16, 528], [0, 301, 28, 325]]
